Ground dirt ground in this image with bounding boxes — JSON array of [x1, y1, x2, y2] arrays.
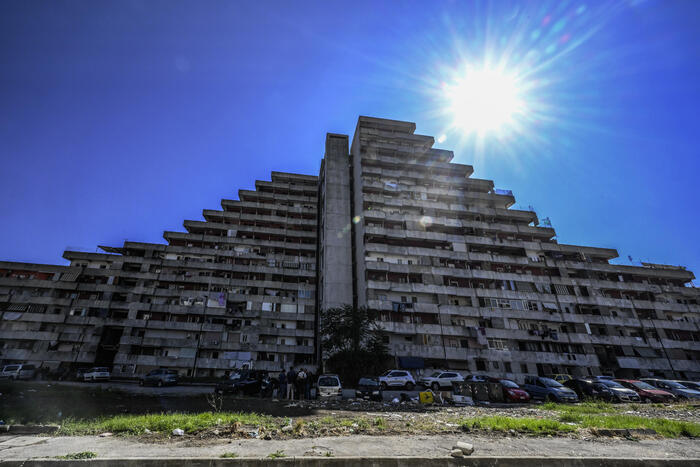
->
[[1, 433, 699, 460]]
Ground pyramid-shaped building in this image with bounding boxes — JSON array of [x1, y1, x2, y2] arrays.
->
[[1, 116, 698, 380]]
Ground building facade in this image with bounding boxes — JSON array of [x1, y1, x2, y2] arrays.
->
[[1, 116, 699, 380]]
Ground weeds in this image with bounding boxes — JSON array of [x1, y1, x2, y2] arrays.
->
[[58, 412, 273, 436], [460, 416, 576, 435], [56, 451, 97, 459], [559, 414, 700, 438], [268, 450, 286, 459], [220, 452, 238, 458]]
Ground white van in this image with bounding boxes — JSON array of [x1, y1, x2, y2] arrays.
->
[[0, 364, 37, 380], [316, 374, 342, 399]]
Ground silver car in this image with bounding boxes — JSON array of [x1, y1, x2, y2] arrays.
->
[[0, 364, 36, 380]]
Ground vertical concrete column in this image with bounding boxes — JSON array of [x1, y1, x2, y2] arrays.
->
[[318, 133, 353, 310]]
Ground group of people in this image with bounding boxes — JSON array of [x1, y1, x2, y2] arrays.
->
[[278, 367, 315, 400]]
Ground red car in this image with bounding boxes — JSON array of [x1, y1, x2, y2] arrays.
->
[[498, 378, 531, 402], [615, 379, 675, 402]]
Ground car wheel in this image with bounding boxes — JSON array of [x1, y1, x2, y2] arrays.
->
[[431, 382, 440, 392], [546, 394, 557, 402], [380, 382, 387, 390], [405, 382, 414, 391]]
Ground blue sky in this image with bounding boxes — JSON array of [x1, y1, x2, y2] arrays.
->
[[1, 0, 699, 281]]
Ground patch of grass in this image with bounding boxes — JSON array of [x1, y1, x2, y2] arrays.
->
[[324, 452, 334, 457], [220, 452, 238, 458], [542, 401, 617, 415], [293, 420, 305, 434], [56, 451, 97, 459], [459, 416, 576, 435], [560, 414, 700, 438], [58, 412, 274, 436], [374, 417, 387, 430], [268, 450, 286, 459]]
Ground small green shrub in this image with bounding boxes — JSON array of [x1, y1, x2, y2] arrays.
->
[[56, 451, 97, 459]]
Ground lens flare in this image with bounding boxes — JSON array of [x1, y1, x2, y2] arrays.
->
[[444, 66, 526, 136]]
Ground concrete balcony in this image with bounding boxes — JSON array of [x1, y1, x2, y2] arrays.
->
[[616, 357, 672, 371], [0, 330, 59, 341], [114, 353, 195, 368]]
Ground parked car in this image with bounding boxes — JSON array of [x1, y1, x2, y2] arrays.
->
[[0, 364, 36, 380], [75, 368, 90, 381], [463, 374, 489, 383], [215, 370, 271, 396], [595, 379, 641, 402], [521, 376, 579, 402], [140, 369, 179, 387], [419, 371, 464, 391], [615, 379, 675, 403], [546, 374, 573, 384], [563, 378, 615, 401], [316, 374, 342, 399], [674, 381, 700, 391], [83, 367, 110, 382], [640, 379, 700, 400], [355, 377, 383, 401], [497, 378, 531, 402], [591, 375, 615, 381], [378, 370, 416, 390]]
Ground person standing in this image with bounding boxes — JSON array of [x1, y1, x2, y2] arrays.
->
[[278, 369, 287, 400], [296, 368, 307, 400], [286, 367, 296, 400]]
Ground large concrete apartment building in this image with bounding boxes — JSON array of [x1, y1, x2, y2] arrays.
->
[[1, 116, 699, 380]]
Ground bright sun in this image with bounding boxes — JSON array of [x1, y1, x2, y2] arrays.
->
[[444, 66, 525, 136]]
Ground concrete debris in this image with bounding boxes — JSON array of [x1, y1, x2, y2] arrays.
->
[[450, 448, 464, 458], [172, 428, 185, 436], [98, 432, 113, 437], [454, 441, 474, 455]]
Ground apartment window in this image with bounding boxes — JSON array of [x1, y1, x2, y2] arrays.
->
[[487, 338, 508, 350], [504, 362, 512, 372], [521, 363, 528, 373]]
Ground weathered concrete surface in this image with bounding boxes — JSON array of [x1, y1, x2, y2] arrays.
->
[[0, 458, 699, 467], [1, 434, 698, 461]]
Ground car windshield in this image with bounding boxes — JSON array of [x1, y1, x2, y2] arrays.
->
[[95, 367, 109, 372], [429, 371, 442, 377], [631, 381, 655, 390], [381, 370, 392, 376], [4, 365, 20, 371], [541, 378, 563, 387], [318, 376, 339, 387], [358, 378, 378, 386], [663, 381, 687, 389], [500, 379, 519, 388], [601, 380, 625, 388], [166, 370, 178, 375]]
